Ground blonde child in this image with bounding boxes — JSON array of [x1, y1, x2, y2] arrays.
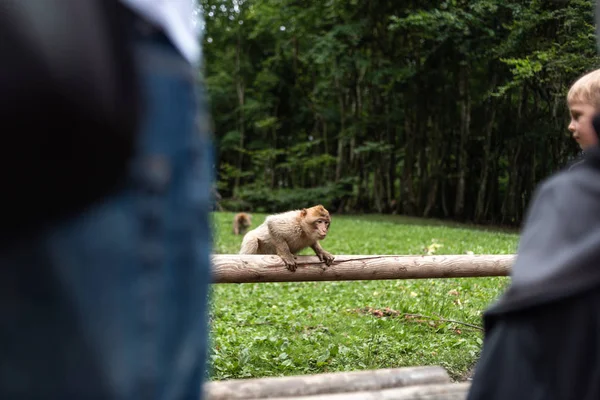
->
[[468, 70, 600, 399]]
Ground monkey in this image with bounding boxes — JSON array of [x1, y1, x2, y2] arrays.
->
[[233, 212, 252, 236], [239, 204, 335, 272]]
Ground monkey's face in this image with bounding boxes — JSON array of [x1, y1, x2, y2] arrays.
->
[[301, 205, 331, 240], [235, 213, 252, 227], [314, 218, 330, 239]]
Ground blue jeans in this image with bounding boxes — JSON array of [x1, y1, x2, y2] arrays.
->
[[0, 27, 213, 400]]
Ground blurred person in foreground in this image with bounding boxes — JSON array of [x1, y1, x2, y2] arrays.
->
[[0, 0, 213, 399], [467, 71, 600, 399]]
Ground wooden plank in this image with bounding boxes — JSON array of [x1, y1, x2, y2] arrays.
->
[[211, 254, 514, 283]]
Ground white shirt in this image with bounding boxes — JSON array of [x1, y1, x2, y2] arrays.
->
[[119, 0, 202, 64]]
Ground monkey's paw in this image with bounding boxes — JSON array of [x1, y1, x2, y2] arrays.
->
[[279, 255, 298, 272], [319, 251, 335, 266]]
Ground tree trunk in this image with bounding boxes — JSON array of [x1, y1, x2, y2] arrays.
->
[[501, 143, 522, 224], [387, 100, 397, 211], [454, 63, 470, 218], [401, 114, 416, 215], [423, 116, 441, 218], [335, 71, 346, 182], [234, 33, 245, 195], [475, 100, 496, 221]]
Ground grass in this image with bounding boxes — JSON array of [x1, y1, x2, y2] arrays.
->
[[208, 211, 519, 381]]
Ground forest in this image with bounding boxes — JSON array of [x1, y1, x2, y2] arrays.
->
[[199, 0, 600, 226]]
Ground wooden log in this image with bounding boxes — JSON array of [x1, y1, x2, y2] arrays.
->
[[211, 254, 514, 284], [204, 366, 452, 400], [243, 382, 472, 400], [242, 383, 472, 400]]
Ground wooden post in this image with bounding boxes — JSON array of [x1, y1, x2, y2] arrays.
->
[[204, 366, 452, 400], [211, 254, 514, 284]]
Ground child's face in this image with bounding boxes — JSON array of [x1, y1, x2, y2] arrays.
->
[[568, 102, 599, 150]]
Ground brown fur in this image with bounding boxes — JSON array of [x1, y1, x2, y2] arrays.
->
[[233, 212, 252, 235], [239, 204, 335, 271]]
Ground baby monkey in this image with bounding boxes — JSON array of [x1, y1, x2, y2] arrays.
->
[[233, 212, 252, 235], [239, 204, 335, 271]]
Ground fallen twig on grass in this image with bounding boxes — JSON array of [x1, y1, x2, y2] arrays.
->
[[356, 307, 483, 331]]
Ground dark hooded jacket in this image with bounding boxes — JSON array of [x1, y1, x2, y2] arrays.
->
[[467, 145, 600, 400], [488, 146, 600, 316], [567, 151, 586, 171]]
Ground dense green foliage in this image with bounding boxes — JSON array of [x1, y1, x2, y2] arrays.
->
[[208, 212, 518, 380], [200, 0, 600, 225]]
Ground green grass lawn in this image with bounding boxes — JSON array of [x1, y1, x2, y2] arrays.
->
[[208, 211, 519, 381]]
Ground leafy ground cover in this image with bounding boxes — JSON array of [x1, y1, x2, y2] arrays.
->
[[208, 212, 519, 381]]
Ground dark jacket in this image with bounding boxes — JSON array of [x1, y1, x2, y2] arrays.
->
[[485, 146, 600, 317], [567, 151, 586, 171], [468, 146, 600, 400]]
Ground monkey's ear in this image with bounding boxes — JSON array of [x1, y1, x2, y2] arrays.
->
[[301, 208, 308, 217]]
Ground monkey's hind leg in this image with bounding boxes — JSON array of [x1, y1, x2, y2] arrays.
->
[[239, 236, 259, 254]]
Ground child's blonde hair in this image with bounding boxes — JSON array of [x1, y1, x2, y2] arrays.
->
[[567, 68, 600, 109]]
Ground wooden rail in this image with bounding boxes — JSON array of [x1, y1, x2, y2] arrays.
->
[[211, 254, 514, 284], [246, 383, 472, 400], [204, 365, 470, 399]]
